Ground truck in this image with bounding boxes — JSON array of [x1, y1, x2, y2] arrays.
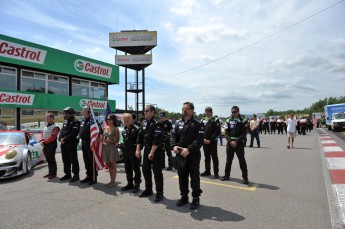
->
[[324, 103, 345, 131]]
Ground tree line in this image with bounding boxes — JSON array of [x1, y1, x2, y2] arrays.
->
[[155, 96, 345, 120]]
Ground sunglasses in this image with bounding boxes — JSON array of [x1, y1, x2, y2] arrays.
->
[[106, 118, 112, 121], [144, 110, 150, 113], [231, 111, 238, 113]]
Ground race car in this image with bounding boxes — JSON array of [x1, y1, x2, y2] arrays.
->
[[0, 130, 45, 179]]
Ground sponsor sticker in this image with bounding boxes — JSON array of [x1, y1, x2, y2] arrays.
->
[[74, 59, 112, 79]]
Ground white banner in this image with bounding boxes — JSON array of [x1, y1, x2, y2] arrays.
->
[[0, 40, 47, 64], [0, 91, 35, 105], [115, 54, 152, 65], [109, 31, 157, 47]]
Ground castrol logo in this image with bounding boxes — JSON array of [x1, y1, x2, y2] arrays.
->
[[0, 91, 35, 105], [80, 99, 106, 109], [74, 59, 112, 79], [0, 40, 47, 64]]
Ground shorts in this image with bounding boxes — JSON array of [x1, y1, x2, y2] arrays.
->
[[288, 132, 296, 138]]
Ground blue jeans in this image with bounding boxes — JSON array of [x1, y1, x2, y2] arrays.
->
[[250, 130, 260, 147]]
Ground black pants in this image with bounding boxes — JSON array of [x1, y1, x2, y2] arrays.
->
[[202, 141, 219, 174], [124, 145, 141, 185], [162, 137, 172, 167], [277, 125, 284, 134], [271, 125, 276, 134], [43, 143, 57, 175], [224, 143, 248, 179], [264, 125, 269, 134], [250, 131, 260, 147], [142, 146, 164, 193], [61, 142, 79, 177], [82, 141, 97, 179], [178, 152, 202, 198]]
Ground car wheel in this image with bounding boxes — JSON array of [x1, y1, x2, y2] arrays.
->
[[24, 152, 32, 174]]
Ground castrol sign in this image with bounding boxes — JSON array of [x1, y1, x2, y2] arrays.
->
[[74, 59, 112, 79], [79, 99, 106, 109], [0, 91, 35, 105], [0, 40, 47, 64]]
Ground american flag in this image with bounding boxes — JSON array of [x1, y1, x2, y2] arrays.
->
[[89, 107, 105, 171], [104, 102, 112, 127]]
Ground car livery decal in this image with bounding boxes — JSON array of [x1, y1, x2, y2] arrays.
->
[[0, 145, 19, 157]]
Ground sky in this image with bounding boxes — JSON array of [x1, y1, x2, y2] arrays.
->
[[1, 0, 344, 117]]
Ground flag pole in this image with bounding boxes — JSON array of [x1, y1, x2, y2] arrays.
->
[[89, 100, 96, 183]]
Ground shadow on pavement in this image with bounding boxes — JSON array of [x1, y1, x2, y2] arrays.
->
[[92, 181, 122, 196], [0, 162, 48, 183], [290, 147, 313, 150], [159, 197, 245, 222]]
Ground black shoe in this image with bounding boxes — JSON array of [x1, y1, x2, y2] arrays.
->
[[154, 193, 164, 202], [80, 177, 91, 183], [221, 176, 230, 181], [88, 180, 97, 185], [200, 171, 211, 176], [243, 179, 249, 185], [139, 189, 153, 198], [176, 196, 189, 207], [166, 166, 173, 171], [249, 145, 253, 147], [133, 185, 140, 194], [121, 183, 134, 191], [214, 174, 219, 179], [70, 175, 80, 182], [60, 175, 72, 181], [190, 198, 200, 210]]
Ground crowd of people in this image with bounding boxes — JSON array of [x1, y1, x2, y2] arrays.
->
[[38, 103, 308, 210]]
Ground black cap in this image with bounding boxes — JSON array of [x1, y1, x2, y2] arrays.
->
[[159, 112, 166, 117], [63, 107, 76, 115]]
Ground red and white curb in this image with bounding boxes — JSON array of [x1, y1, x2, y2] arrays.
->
[[320, 132, 345, 226]]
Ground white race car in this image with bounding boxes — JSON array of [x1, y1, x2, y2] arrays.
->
[[0, 130, 45, 179]]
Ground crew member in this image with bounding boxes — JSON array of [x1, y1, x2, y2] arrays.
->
[[136, 105, 164, 202], [200, 107, 220, 178], [277, 117, 284, 134], [221, 106, 249, 185], [79, 106, 98, 185], [121, 113, 141, 193], [171, 102, 205, 210], [58, 107, 81, 182], [249, 114, 260, 148], [159, 111, 173, 171], [270, 118, 277, 134], [40, 113, 60, 180]]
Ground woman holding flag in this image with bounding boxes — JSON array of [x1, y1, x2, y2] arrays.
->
[[102, 114, 120, 188]]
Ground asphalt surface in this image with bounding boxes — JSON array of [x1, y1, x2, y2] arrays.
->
[[0, 129, 339, 229]]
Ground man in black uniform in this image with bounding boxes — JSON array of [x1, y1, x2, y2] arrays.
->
[[79, 106, 97, 185], [121, 113, 141, 193], [136, 105, 164, 202], [58, 107, 81, 182], [221, 106, 249, 185], [200, 107, 220, 178], [171, 102, 205, 210], [159, 112, 173, 171]]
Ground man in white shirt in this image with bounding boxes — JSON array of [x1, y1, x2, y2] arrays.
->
[[286, 114, 297, 149], [249, 114, 260, 148]]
